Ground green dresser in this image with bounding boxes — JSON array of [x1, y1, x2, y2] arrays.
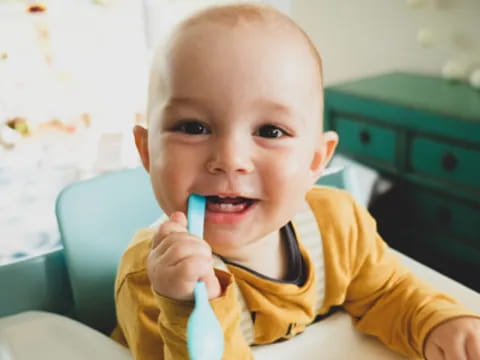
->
[[324, 72, 480, 290]]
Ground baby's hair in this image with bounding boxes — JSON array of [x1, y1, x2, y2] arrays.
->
[[147, 3, 323, 125]]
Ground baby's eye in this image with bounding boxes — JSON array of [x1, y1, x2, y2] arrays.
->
[[255, 124, 287, 138], [174, 120, 210, 135]]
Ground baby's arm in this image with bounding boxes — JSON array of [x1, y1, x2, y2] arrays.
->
[[342, 200, 480, 359], [115, 213, 253, 360]]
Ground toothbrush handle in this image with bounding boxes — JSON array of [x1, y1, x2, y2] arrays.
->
[[194, 281, 209, 306]]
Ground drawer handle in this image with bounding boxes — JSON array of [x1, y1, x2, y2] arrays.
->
[[436, 206, 451, 225], [442, 152, 458, 171], [359, 130, 371, 145]]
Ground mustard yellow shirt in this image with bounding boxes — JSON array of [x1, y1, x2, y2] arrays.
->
[[112, 187, 475, 359]]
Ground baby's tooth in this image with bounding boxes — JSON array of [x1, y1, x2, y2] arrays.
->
[[217, 202, 245, 212], [219, 203, 234, 210]]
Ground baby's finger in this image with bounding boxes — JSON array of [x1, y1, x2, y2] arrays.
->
[[176, 255, 212, 280], [162, 237, 212, 266], [171, 255, 214, 296], [443, 338, 467, 360], [152, 231, 204, 261], [466, 334, 480, 360], [199, 268, 221, 300], [152, 212, 188, 248], [424, 343, 445, 360]]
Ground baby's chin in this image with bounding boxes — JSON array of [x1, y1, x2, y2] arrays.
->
[[205, 233, 242, 254], [204, 225, 280, 263], [204, 230, 252, 258]]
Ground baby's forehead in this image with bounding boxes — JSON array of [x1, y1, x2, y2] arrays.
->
[[147, 4, 323, 125]]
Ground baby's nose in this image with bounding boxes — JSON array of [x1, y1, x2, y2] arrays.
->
[[205, 137, 254, 175]]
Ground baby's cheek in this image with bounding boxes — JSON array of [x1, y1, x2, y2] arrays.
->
[[265, 163, 312, 216], [151, 164, 185, 213], [268, 158, 312, 193]]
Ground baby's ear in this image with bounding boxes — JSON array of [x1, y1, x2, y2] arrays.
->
[[133, 125, 150, 172], [310, 131, 338, 181]]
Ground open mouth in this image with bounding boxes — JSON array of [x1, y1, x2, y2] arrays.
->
[[205, 195, 256, 213]]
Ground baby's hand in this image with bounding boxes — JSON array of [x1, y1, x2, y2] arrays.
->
[[424, 316, 480, 359], [146, 212, 221, 301]]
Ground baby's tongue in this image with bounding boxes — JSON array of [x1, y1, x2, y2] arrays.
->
[[206, 197, 249, 213]]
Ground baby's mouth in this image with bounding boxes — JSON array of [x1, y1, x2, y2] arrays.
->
[[205, 195, 256, 213]]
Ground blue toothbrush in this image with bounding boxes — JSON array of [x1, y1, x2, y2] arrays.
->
[[186, 194, 224, 360]]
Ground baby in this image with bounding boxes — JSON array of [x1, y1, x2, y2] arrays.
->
[[113, 3, 480, 359]]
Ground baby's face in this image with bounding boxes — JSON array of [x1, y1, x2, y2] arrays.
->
[[143, 22, 335, 259]]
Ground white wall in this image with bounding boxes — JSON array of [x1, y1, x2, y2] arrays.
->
[[291, 0, 480, 85], [144, 0, 293, 51], [0, 0, 147, 129]]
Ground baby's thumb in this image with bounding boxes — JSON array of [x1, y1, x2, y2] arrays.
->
[[202, 269, 222, 300], [169, 211, 188, 228]]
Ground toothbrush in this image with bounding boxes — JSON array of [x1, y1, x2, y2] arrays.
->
[[186, 194, 224, 360]]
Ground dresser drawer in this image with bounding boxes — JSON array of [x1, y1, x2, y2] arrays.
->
[[410, 189, 480, 245], [410, 136, 480, 190], [412, 232, 480, 291], [334, 116, 397, 167], [417, 232, 480, 267]]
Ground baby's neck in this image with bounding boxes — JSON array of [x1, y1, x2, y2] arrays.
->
[[227, 230, 288, 281]]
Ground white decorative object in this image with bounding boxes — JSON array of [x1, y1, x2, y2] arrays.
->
[[0, 124, 21, 149], [451, 31, 472, 50], [441, 60, 467, 81], [407, 0, 428, 9], [469, 69, 480, 89], [417, 27, 435, 48]]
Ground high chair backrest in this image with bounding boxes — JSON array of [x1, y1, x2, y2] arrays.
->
[[54, 165, 357, 334], [315, 166, 361, 201], [55, 167, 161, 334]]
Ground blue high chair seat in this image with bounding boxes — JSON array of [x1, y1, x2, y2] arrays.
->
[[55, 167, 161, 334]]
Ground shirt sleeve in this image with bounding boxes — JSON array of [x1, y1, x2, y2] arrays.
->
[[343, 198, 478, 358], [115, 266, 253, 360]]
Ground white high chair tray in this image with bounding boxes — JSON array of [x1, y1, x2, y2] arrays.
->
[[0, 311, 131, 360], [1, 250, 479, 360]]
